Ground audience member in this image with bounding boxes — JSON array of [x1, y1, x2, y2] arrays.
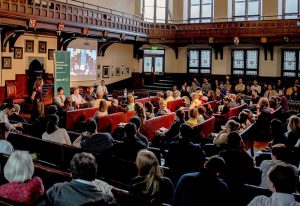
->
[[71, 87, 86, 108], [235, 78, 245, 93], [97, 80, 108, 97], [156, 100, 171, 116], [213, 120, 240, 146], [8, 104, 26, 123], [93, 99, 108, 120], [43, 153, 112, 206], [108, 99, 127, 114], [73, 119, 113, 153], [248, 165, 299, 206], [129, 117, 149, 146], [264, 84, 277, 99], [201, 78, 211, 93], [125, 94, 135, 110], [189, 93, 201, 109], [144, 102, 155, 120], [270, 119, 288, 146], [285, 115, 300, 148], [165, 90, 174, 102], [251, 80, 262, 94], [0, 151, 44, 204], [174, 90, 181, 100], [259, 144, 298, 188], [134, 102, 146, 123], [173, 155, 229, 206], [129, 150, 174, 205], [0, 122, 14, 154], [0, 103, 22, 131], [166, 124, 206, 173], [186, 108, 199, 127], [90, 91, 103, 108], [42, 114, 71, 145]]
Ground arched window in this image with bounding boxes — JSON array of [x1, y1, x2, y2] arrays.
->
[[282, 0, 299, 19], [188, 0, 214, 23], [141, 0, 168, 23], [233, 0, 261, 21]]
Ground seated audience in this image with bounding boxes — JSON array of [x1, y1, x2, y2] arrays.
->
[[201, 78, 211, 93], [129, 150, 174, 205], [289, 85, 300, 101], [144, 102, 155, 120], [189, 93, 201, 109], [285, 115, 300, 149], [53, 87, 66, 108], [180, 82, 190, 97], [43, 152, 113, 206], [219, 132, 254, 194], [251, 80, 262, 94], [108, 99, 127, 114], [278, 89, 289, 112], [270, 119, 288, 146], [73, 119, 113, 153], [156, 100, 171, 116], [134, 102, 146, 124], [165, 90, 174, 102], [197, 105, 211, 120], [213, 120, 241, 146], [84, 86, 96, 102], [90, 91, 103, 108], [156, 91, 165, 101], [152, 109, 185, 148], [114, 122, 147, 161], [0, 151, 44, 204], [264, 84, 277, 99], [0, 103, 22, 131], [0, 122, 14, 154], [186, 108, 199, 127], [174, 90, 181, 100], [93, 99, 108, 120], [71, 87, 86, 108], [248, 165, 299, 206], [238, 110, 251, 130], [42, 114, 71, 145], [225, 80, 232, 91], [166, 124, 206, 173], [129, 117, 149, 146], [173, 155, 229, 206], [220, 96, 232, 114], [126, 94, 135, 110], [250, 89, 261, 107], [207, 90, 215, 101], [244, 85, 252, 97], [235, 78, 245, 94], [8, 104, 26, 123], [61, 97, 75, 112], [259, 144, 298, 188], [190, 81, 200, 93]]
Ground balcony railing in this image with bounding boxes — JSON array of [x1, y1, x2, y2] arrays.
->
[[0, 0, 150, 37]]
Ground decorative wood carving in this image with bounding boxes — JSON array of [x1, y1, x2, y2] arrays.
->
[[1, 30, 24, 52]]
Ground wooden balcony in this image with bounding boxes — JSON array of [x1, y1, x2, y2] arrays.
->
[[149, 19, 300, 44], [0, 0, 150, 41]]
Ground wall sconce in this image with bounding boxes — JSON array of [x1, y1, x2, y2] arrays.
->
[[82, 28, 88, 36], [28, 18, 37, 29]]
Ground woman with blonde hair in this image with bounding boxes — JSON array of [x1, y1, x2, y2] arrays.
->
[[30, 78, 44, 121], [129, 150, 174, 205], [93, 99, 108, 120], [126, 94, 135, 110], [174, 90, 181, 100], [186, 108, 200, 127], [189, 93, 201, 109], [165, 90, 174, 102], [285, 115, 300, 148], [0, 150, 44, 204]]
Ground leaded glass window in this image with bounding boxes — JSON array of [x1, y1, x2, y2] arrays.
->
[[188, 0, 213, 23], [188, 49, 212, 74], [283, 0, 299, 19], [233, 0, 261, 21], [232, 49, 259, 76], [142, 0, 168, 23], [282, 49, 300, 77]]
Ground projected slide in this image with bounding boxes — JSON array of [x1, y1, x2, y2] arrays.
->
[[67, 48, 97, 81]]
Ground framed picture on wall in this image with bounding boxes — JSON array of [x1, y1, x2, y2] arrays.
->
[[48, 49, 55, 60], [97, 65, 101, 80], [14, 47, 23, 59], [2, 57, 12, 69], [39, 41, 47, 53], [102, 65, 109, 78], [110, 66, 115, 78], [126, 67, 130, 75], [116, 67, 120, 76], [25, 40, 34, 53]]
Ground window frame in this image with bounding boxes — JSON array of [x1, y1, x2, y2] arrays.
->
[[282, 0, 300, 19], [281, 49, 300, 77], [231, 49, 260, 76], [142, 0, 169, 23], [232, 0, 261, 21], [143, 49, 165, 74], [187, 49, 212, 74], [188, 0, 214, 23]]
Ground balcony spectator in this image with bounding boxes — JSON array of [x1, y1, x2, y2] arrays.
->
[[201, 78, 211, 93], [235, 78, 245, 94], [251, 80, 262, 94], [264, 84, 277, 99]]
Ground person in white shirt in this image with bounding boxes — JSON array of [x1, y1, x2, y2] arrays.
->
[[71, 87, 86, 108], [53, 87, 66, 108], [97, 80, 108, 96], [42, 114, 71, 145], [251, 80, 262, 94], [248, 165, 299, 206], [0, 103, 22, 131], [0, 122, 14, 155]]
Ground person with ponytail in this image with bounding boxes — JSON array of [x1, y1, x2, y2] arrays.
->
[[129, 150, 174, 205], [42, 114, 71, 145]]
